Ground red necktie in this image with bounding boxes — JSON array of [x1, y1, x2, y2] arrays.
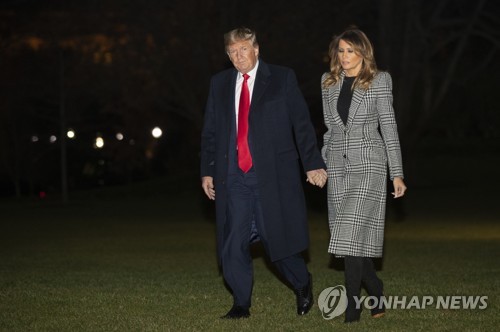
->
[[237, 74, 252, 172]]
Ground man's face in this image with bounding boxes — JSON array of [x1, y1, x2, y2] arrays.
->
[[227, 40, 259, 74]]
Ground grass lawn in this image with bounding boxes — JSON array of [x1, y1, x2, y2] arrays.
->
[[0, 179, 499, 331]]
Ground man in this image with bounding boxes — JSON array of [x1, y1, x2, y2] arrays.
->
[[200, 27, 327, 319]]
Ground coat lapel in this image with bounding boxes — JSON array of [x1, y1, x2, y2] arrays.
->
[[247, 60, 270, 154], [250, 60, 270, 113], [225, 69, 237, 146], [345, 86, 366, 131], [328, 72, 368, 131], [327, 72, 345, 130]]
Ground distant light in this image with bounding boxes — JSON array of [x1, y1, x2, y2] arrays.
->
[[152, 127, 162, 138], [129, 139, 135, 145], [116, 133, 124, 141], [95, 136, 104, 149], [26, 36, 44, 51], [39, 191, 46, 199], [49, 135, 57, 143], [67, 129, 75, 139], [31, 136, 39, 143]]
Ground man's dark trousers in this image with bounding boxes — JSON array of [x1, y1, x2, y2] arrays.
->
[[221, 118, 309, 308]]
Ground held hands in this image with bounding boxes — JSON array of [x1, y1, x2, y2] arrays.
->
[[201, 176, 215, 200], [306, 169, 327, 188], [392, 177, 407, 198]]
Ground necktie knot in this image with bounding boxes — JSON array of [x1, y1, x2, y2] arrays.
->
[[243, 73, 250, 81]]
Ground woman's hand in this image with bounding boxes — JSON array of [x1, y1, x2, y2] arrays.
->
[[392, 177, 407, 198], [306, 169, 327, 188]]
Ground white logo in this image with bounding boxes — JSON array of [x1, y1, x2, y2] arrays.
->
[[354, 295, 488, 310], [318, 285, 348, 319], [318, 285, 488, 321]]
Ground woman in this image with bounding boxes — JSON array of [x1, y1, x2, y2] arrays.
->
[[321, 27, 407, 322]]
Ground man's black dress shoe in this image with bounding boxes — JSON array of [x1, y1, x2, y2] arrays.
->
[[220, 305, 250, 319], [295, 273, 313, 315]]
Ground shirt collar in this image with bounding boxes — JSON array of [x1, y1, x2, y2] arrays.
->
[[239, 60, 259, 80]]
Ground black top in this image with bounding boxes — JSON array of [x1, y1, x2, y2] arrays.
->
[[337, 76, 356, 125]]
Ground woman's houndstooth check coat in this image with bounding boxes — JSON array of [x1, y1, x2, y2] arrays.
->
[[321, 71, 404, 258]]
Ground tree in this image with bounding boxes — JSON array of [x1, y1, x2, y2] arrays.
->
[[377, 0, 499, 144]]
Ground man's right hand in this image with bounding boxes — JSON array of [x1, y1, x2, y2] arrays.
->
[[201, 176, 215, 200]]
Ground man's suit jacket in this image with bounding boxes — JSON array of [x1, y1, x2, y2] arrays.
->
[[201, 60, 325, 262]]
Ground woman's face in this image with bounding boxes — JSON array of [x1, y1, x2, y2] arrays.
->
[[338, 39, 363, 77]]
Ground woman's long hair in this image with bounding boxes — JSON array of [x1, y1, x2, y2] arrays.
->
[[322, 27, 377, 90]]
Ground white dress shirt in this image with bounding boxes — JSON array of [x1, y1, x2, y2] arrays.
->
[[235, 60, 259, 130]]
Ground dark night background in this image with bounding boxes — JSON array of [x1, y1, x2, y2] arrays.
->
[[0, 0, 499, 213]]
